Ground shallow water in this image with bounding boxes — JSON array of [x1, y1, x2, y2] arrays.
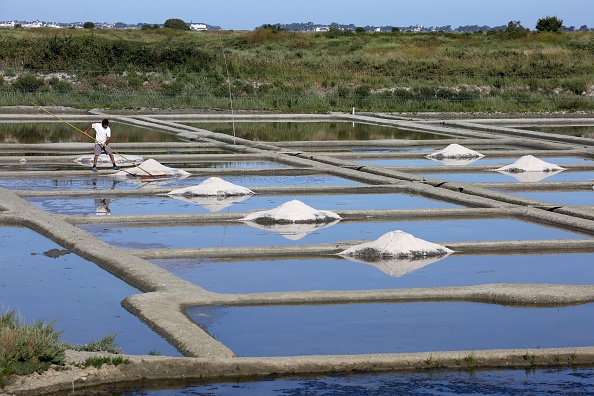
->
[[151, 253, 594, 293], [187, 302, 594, 356], [0, 226, 181, 356], [356, 156, 594, 167], [0, 174, 362, 191], [27, 193, 461, 216], [184, 121, 453, 141], [79, 218, 589, 250], [0, 122, 183, 144], [508, 191, 593, 206], [519, 125, 594, 138], [104, 367, 594, 396], [421, 171, 594, 183]]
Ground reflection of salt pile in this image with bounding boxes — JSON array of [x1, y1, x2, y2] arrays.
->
[[168, 177, 254, 212], [114, 159, 191, 177], [339, 230, 453, 276], [241, 200, 341, 240], [494, 155, 565, 182], [75, 154, 144, 168], [426, 144, 484, 166]]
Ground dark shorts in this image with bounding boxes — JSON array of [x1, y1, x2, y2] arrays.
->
[[94, 143, 113, 156]]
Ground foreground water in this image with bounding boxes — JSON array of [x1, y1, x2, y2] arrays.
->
[[89, 367, 594, 395]]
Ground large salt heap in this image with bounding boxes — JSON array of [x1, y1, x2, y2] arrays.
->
[[339, 230, 453, 276], [241, 200, 341, 240], [494, 155, 565, 182], [113, 159, 191, 177], [168, 177, 254, 212]]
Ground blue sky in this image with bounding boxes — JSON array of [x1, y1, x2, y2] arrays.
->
[[3, 0, 593, 30]]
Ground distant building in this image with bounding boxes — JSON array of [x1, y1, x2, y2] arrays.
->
[[315, 26, 330, 32], [190, 23, 207, 31]]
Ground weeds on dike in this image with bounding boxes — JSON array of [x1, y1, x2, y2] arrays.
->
[[0, 309, 128, 388]]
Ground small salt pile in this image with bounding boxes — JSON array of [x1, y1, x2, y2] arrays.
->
[[74, 154, 144, 168], [168, 177, 254, 212], [426, 144, 484, 160], [113, 158, 191, 177], [168, 177, 254, 197], [339, 230, 453, 261], [494, 155, 565, 173], [241, 200, 341, 224], [241, 200, 341, 240], [494, 155, 565, 182]]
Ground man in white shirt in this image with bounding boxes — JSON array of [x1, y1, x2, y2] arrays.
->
[[84, 119, 119, 172]]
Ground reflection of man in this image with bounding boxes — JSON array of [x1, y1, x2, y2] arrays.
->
[[94, 198, 111, 216]]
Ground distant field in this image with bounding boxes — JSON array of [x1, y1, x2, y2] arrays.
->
[[1, 27, 593, 112]]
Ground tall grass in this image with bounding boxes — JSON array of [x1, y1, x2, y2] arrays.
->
[[1, 27, 593, 112], [0, 310, 66, 388]]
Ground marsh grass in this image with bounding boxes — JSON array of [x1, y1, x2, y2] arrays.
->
[[0, 310, 66, 388], [1, 28, 593, 112], [0, 309, 125, 388]]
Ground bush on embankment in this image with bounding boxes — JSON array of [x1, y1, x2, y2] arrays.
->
[[1, 27, 594, 112]]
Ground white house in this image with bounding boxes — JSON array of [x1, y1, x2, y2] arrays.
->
[[315, 26, 330, 32], [190, 23, 207, 31]]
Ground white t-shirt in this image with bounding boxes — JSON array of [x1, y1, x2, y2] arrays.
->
[[92, 123, 111, 145]]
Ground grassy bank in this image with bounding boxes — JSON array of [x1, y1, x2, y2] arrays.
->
[[1, 27, 594, 112]]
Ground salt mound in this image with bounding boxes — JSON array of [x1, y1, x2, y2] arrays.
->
[[243, 220, 340, 241], [113, 159, 191, 177], [75, 154, 144, 168], [426, 144, 484, 160], [241, 200, 341, 224], [168, 177, 253, 197], [339, 230, 453, 261], [500, 169, 564, 183], [494, 155, 565, 173]]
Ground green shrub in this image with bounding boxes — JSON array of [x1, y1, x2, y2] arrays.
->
[[0, 310, 66, 388], [12, 73, 45, 92]]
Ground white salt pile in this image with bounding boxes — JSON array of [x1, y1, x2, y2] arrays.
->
[[113, 158, 191, 177], [168, 177, 254, 197], [339, 230, 453, 261], [426, 144, 484, 160], [167, 177, 254, 212], [241, 199, 341, 224], [494, 155, 565, 173], [75, 154, 144, 168]]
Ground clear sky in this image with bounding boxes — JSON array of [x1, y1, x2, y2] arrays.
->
[[3, 0, 593, 30]]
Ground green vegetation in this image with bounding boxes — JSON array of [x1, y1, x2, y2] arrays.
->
[[0, 310, 66, 388], [536, 16, 564, 33], [0, 25, 593, 112], [82, 355, 130, 369], [0, 310, 126, 389]]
